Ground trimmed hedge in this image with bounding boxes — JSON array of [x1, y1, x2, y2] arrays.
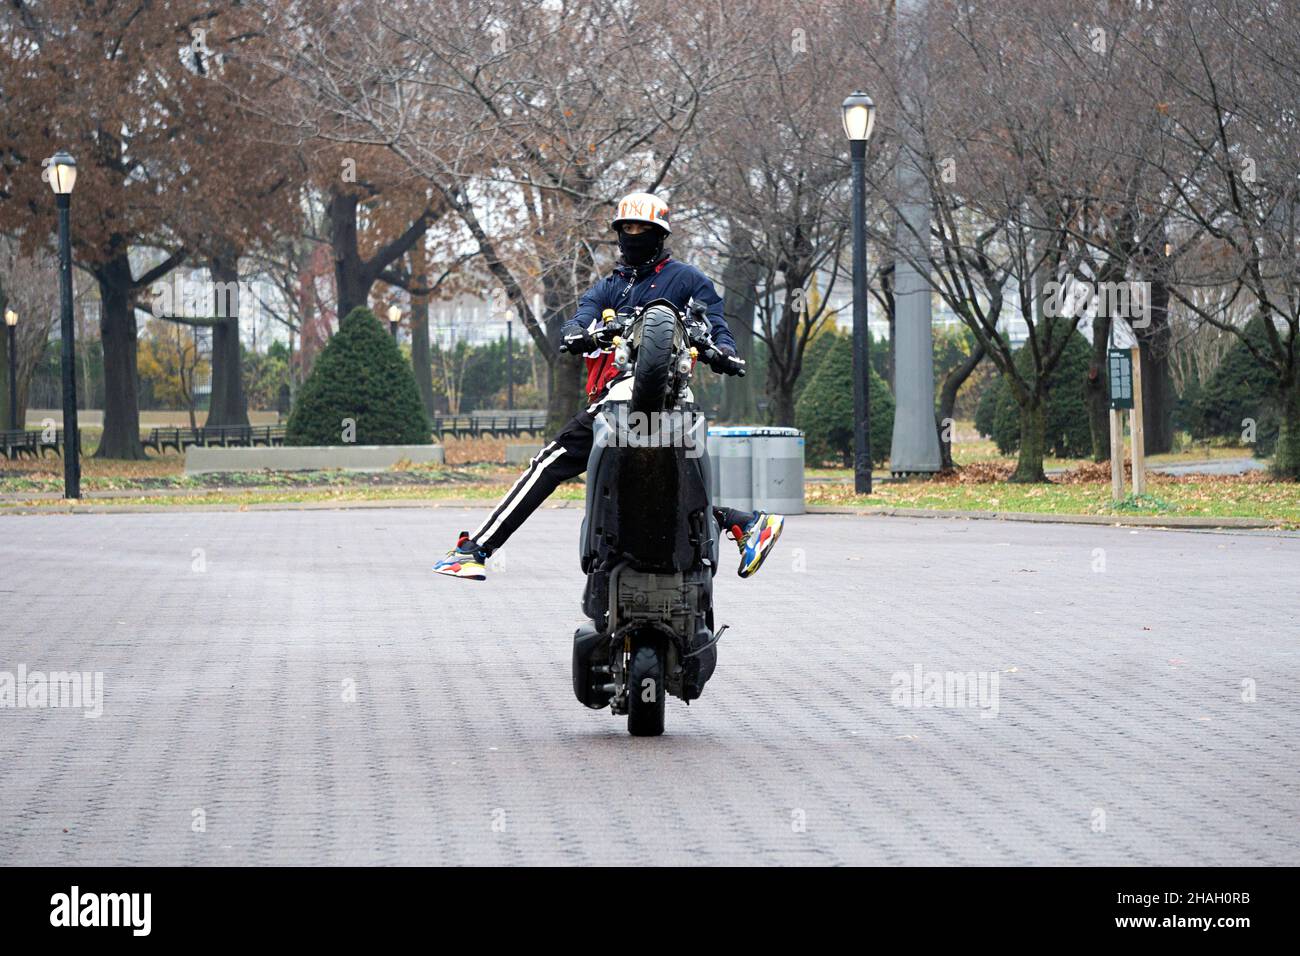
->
[[1188, 318, 1280, 457], [286, 307, 430, 446], [795, 331, 894, 466], [974, 331, 1092, 457], [792, 329, 839, 408]]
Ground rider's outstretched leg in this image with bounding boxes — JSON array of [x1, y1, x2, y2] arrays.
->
[[434, 404, 600, 579], [714, 507, 785, 578]]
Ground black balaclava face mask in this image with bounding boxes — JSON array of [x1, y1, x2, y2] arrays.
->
[[618, 226, 665, 268]]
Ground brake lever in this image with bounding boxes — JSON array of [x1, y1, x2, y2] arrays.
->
[[700, 346, 746, 377]]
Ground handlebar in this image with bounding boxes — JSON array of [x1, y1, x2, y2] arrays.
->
[[699, 345, 746, 377], [684, 310, 745, 377], [559, 306, 745, 376]]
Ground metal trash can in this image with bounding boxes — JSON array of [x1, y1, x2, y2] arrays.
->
[[709, 428, 754, 511], [707, 426, 805, 515]]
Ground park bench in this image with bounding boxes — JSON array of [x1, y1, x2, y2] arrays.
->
[[142, 424, 286, 454], [429, 412, 548, 438], [0, 428, 72, 459]]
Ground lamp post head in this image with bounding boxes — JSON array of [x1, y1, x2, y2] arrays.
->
[[841, 92, 877, 142], [46, 151, 77, 195], [4, 309, 16, 328], [387, 304, 401, 326]]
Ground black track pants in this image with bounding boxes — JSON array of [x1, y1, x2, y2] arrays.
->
[[470, 398, 753, 555]]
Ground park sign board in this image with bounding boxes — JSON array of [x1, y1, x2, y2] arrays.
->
[[1108, 349, 1134, 409]]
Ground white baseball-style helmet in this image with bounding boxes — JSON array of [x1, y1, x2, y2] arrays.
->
[[611, 191, 671, 234]]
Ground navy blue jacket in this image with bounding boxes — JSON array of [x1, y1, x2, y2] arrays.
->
[[564, 255, 736, 353]]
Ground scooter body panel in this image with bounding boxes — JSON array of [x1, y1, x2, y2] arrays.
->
[[575, 402, 719, 705]]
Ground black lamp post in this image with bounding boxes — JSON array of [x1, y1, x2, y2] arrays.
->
[[387, 303, 401, 340], [842, 92, 877, 495], [47, 150, 80, 499], [4, 308, 16, 431]]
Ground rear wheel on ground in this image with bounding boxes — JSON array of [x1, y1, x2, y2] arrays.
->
[[626, 641, 666, 737]]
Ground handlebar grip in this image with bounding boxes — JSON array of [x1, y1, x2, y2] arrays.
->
[[703, 348, 745, 377]]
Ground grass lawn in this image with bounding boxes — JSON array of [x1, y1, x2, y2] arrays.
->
[[0, 435, 529, 493], [3, 432, 1294, 525], [0, 483, 566, 510], [0, 476, 586, 510], [806, 474, 1300, 525], [0, 457, 517, 495], [948, 434, 1258, 472]]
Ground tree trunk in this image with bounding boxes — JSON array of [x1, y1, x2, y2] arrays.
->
[[765, 371, 796, 427], [1086, 314, 1111, 462], [205, 253, 249, 428], [328, 187, 434, 323], [0, 288, 12, 430], [329, 191, 369, 319], [0, 334, 27, 429], [880, 263, 897, 388], [409, 246, 436, 416], [2, 281, 55, 428], [765, 285, 806, 428], [95, 253, 147, 459], [719, 246, 759, 422], [1136, 277, 1175, 454], [540, 268, 587, 432], [547, 352, 585, 430], [1011, 398, 1047, 482], [1273, 376, 1300, 480], [937, 339, 985, 469]]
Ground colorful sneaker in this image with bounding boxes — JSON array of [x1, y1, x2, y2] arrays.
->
[[729, 512, 785, 579], [433, 532, 489, 581]]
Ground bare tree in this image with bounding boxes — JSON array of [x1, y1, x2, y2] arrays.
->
[[697, 0, 871, 425], [855, 0, 1107, 481], [1130, 0, 1300, 477], [251, 0, 766, 428]]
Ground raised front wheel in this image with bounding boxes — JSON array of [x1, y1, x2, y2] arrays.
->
[[630, 307, 676, 415]]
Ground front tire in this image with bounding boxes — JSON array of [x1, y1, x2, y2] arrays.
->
[[630, 307, 676, 415], [626, 640, 666, 737]]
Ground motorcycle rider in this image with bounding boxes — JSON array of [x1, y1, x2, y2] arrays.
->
[[434, 190, 784, 581]]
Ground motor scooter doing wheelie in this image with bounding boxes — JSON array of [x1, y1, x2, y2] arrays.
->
[[569, 299, 745, 736]]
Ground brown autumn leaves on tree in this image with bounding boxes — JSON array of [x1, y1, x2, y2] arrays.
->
[[0, 0, 303, 456]]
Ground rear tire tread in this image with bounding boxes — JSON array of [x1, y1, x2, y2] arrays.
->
[[626, 642, 666, 736]]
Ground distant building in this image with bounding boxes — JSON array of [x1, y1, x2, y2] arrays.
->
[[428, 292, 542, 349]]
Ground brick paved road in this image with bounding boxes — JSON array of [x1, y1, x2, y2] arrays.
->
[[1, 507, 1297, 865]]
